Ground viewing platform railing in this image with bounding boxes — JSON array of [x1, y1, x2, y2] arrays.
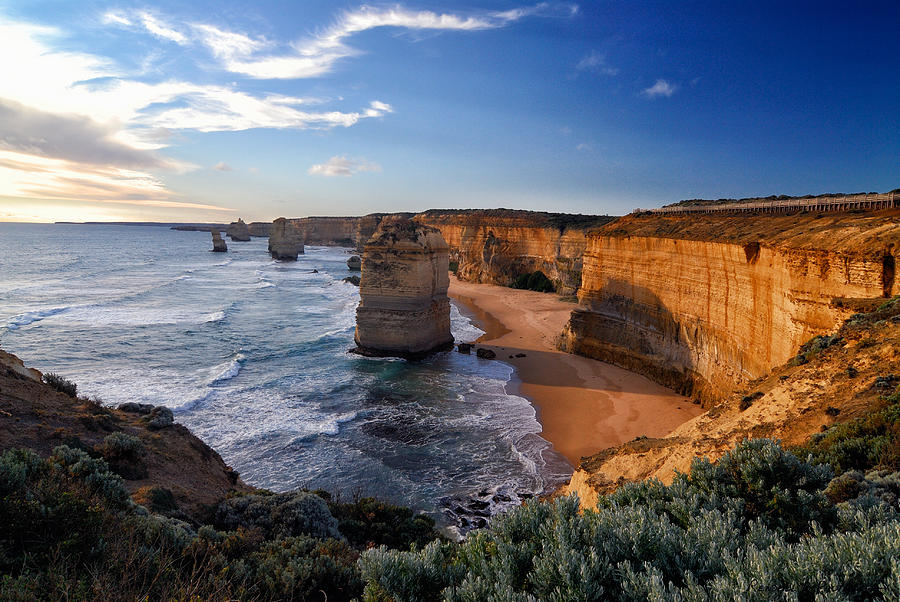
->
[[634, 192, 897, 215]]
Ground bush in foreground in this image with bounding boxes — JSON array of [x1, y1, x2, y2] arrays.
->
[[361, 439, 900, 601]]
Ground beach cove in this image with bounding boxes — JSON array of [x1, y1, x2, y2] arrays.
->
[[448, 276, 703, 466]]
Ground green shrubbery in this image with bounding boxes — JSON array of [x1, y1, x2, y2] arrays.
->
[[5, 434, 900, 599], [795, 384, 900, 475], [511, 270, 555, 293], [42, 372, 76, 397], [0, 445, 441, 601], [361, 439, 900, 601]]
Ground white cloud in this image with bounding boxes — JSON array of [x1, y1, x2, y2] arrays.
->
[[575, 142, 592, 151], [223, 4, 562, 79], [191, 23, 267, 60], [102, 12, 132, 27], [642, 79, 678, 98], [576, 51, 618, 75], [213, 161, 233, 171], [138, 12, 188, 45], [308, 156, 381, 177]]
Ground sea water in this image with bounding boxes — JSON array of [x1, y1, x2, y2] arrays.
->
[[0, 223, 571, 534]]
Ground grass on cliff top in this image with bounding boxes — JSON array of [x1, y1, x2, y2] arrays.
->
[[663, 188, 897, 208]]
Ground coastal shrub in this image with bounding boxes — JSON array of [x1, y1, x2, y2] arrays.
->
[[42, 372, 76, 397], [361, 439, 900, 600], [213, 491, 342, 540], [795, 387, 900, 475], [322, 492, 442, 549], [511, 270, 555, 293], [98, 431, 149, 479], [0, 446, 440, 601]]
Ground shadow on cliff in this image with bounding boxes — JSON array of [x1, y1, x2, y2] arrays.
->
[[557, 278, 713, 402]]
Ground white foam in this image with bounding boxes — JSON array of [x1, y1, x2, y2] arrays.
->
[[204, 310, 226, 323], [2, 306, 71, 330], [209, 353, 245, 384]]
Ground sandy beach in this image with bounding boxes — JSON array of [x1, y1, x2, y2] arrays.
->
[[448, 276, 703, 466]]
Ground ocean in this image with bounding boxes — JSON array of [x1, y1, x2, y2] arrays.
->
[[0, 223, 571, 534]]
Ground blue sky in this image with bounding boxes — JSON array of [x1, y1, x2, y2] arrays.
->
[[0, 1, 897, 222]]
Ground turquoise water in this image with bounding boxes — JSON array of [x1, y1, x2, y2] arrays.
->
[[0, 223, 570, 533]]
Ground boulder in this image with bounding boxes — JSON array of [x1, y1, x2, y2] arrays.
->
[[476, 348, 496, 359], [145, 406, 174, 430], [352, 220, 454, 359], [268, 218, 304, 260], [226, 218, 251, 241], [211, 230, 227, 252], [343, 275, 361, 286], [347, 255, 362, 271], [457, 343, 472, 354]]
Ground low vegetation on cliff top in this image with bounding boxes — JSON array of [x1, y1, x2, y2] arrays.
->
[[5, 435, 900, 600]]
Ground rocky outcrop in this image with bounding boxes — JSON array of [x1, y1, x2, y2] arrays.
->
[[211, 230, 227, 252], [353, 221, 454, 358], [413, 210, 615, 295], [347, 255, 361, 271], [268, 218, 304, 260], [226, 218, 251, 241], [0, 349, 42, 382], [559, 211, 900, 405]]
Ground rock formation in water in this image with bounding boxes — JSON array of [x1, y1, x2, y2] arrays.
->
[[353, 221, 454, 358], [347, 255, 361, 271], [558, 211, 900, 405], [268, 217, 304, 260], [211, 230, 227, 252], [226, 218, 251, 241]]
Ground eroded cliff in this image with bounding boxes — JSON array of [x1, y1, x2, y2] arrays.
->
[[560, 211, 900, 405], [413, 210, 614, 295]]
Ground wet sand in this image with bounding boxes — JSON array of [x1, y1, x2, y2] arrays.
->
[[448, 276, 703, 466]]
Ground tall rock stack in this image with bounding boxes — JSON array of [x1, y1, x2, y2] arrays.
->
[[268, 217, 304, 260], [226, 218, 251, 241], [211, 230, 227, 252], [353, 221, 453, 358]]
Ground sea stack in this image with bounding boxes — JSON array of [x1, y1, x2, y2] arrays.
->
[[268, 217, 304, 260], [226, 218, 251, 241], [352, 220, 453, 359], [211, 230, 227, 252], [347, 255, 361, 271]]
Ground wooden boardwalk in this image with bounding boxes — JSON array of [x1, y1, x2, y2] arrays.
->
[[639, 192, 897, 215]]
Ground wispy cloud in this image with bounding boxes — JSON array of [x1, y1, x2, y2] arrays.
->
[[308, 156, 381, 177], [576, 51, 618, 76], [575, 142, 593, 151], [138, 12, 188, 45], [642, 79, 678, 98], [196, 4, 570, 79], [213, 161, 233, 172]]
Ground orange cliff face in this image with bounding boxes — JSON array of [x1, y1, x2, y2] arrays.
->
[[413, 210, 615, 295], [559, 210, 900, 405]]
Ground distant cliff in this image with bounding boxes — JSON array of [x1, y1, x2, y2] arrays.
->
[[412, 210, 615, 295], [559, 211, 900, 405]]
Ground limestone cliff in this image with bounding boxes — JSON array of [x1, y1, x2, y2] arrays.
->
[[247, 221, 272, 237], [563, 295, 900, 508], [559, 211, 900, 405], [226, 218, 251, 241], [413, 210, 615, 295], [353, 221, 453, 358], [268, 217, 304, 260]]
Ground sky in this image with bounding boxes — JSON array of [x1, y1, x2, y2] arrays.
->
[[0, 1, 897, 223]]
